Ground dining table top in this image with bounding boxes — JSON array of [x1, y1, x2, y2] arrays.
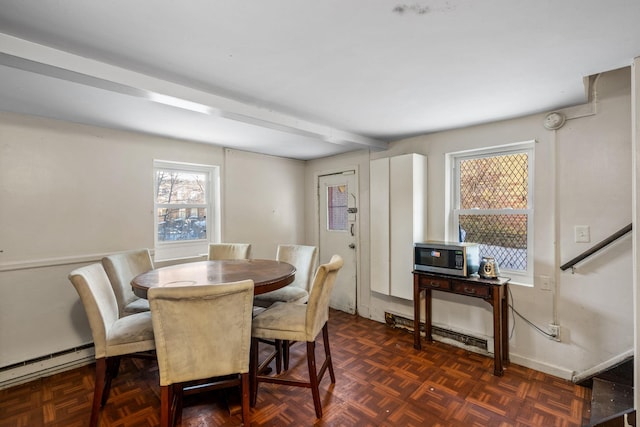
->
[[131, 259, 296, 299]]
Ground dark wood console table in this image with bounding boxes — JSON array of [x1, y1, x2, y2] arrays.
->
[[413, 271, 510, 376]]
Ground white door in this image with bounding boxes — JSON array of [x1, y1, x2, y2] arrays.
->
[[318, 171, 358, 314]]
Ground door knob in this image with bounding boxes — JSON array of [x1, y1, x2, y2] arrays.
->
[[349, 243, 356, 249]]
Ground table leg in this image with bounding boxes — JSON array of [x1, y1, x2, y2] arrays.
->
[[413, 276, 422, 349], [492, 288, 504, 376], [501, 284, 510, 366], [425, 288, 432, 343]]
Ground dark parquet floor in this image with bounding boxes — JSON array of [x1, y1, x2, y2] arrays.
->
[[0, 309, 591, 426]]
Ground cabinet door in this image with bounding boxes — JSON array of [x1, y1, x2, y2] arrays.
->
[[370, 158, 390, 295], [390, 154, 427, 299]]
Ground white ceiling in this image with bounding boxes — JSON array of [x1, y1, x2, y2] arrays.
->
[[1, 0, 640, 160]]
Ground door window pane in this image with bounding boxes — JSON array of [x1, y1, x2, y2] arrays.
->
[[327, 184, 348, 231]]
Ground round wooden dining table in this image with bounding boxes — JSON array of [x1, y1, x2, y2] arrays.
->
[[131, 259, 296, 299]]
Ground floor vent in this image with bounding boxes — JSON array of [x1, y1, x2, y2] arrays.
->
[[385, 312, 488, 351]]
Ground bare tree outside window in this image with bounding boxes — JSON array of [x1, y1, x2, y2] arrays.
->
[[155, 170, 208, 242]]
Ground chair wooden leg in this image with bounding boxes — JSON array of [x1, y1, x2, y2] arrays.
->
[[249, 337, 259, 407], [322, 324, 336, 383], [275, 339, 283, 374], [101, 356, 121, 406], [306, 341, 323, 418], [160, 383, 183, 427], [283, 340, 290, 371], [174, 384, 183, 426], [240, 372, 251, 426], [160, 385, 171, 427], [90, 358, 106, 427]]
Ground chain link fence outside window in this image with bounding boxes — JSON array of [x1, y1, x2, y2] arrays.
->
[[456, 152, 530, 272]]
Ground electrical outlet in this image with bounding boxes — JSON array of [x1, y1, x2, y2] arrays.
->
[[548, 323, 560, 341]]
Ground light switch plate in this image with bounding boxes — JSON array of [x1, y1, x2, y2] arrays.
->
[[574, 225, 590, 243]]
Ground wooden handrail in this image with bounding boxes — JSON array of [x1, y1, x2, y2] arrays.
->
[[560, 223, 632, 271]]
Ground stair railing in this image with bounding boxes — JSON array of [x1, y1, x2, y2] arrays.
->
[[560, 223, 632, 273]]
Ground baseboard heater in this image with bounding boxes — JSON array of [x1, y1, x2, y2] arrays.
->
[[0, 343, 95, 390], [385, 312, 488, 351]]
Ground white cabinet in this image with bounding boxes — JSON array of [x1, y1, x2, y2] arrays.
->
[[370, 154, 427, 299], [370, 158, 390, 295]]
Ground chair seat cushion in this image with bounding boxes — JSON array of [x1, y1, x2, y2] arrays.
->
[[123, 298, 150, 315], [252, 306, 267, 317], [254, 286, 308, 304], [251, 302, 310, 342], [106, 311, 155, 357]]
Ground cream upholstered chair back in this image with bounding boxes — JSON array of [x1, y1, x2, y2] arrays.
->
[[148, 280, 254, 387], [102, 249, 154, 316], [253, 244, 318, 306], [304, 255, 343, 341], [69, 263, 120, 358], [276, 244, 318, 291], [68, 263, 156, 359], [207, 243, 251, 260]]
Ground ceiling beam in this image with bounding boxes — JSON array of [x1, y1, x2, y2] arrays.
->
[[0, 33, 388, 151]]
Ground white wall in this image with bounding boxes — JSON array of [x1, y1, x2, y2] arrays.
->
[[0, 113, 306, 381], [554, 68, 633, 378], [306, 67, 633, 380], [223, 148, 305, 258]]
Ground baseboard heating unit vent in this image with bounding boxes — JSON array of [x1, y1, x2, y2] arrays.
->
[[0, 343, 95, 390], [385, 312, 487, 351]]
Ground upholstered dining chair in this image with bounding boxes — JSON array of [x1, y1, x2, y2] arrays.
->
[[250, 255, 343, 419], [253, 244, 318, 307], [102, 249, 154, 317], [207, 243, 252, 260], [68, 263, 156, 427], [148, 280, 254, 427], [252, 244, 318, 373]]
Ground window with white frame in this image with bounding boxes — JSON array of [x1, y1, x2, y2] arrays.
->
[[154, 160, 220, 260], [450, 142, 534, 283]]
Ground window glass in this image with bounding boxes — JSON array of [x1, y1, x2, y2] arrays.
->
[[156, 170, 207, 205], [459, 153, 529, 210], [452, 144, 533, 280], [154, 161, 219, 260], [458, 213, 528, 271], [155, 170, 208, 242], [327, 184, 348, 231]]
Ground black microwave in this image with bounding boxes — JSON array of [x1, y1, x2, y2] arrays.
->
[[414, 241, 480, 277]]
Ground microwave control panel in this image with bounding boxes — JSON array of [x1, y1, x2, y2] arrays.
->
[[454, 251, 464, 268]]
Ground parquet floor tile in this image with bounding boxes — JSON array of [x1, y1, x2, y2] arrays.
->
[[0, 309, 592, 426]]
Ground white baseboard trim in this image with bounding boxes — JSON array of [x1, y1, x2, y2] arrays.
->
[[0, 347, 95, 390], [570, 349, 634, 383], [509, 353, 575, 380]]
